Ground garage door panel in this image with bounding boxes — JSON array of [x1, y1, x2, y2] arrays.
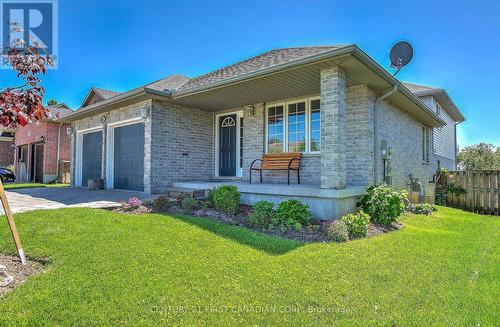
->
[[114, 123, 144, 191], [81, 131, 103, 187]]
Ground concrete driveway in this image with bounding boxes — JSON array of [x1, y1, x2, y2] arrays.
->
[[4, 187, 152, 214]]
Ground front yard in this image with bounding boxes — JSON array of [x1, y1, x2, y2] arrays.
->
[[0, 206, 498, 325]]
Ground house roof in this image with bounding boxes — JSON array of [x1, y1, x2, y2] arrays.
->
[[46, 103, 73, 120], [80, 87, 122, 108], [403, 82, 465, 122], [177, 46, 345, 92], [60, 45, 460, 127]]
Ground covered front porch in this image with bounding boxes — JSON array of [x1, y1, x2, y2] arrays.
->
[[172, 181, 364, 219]]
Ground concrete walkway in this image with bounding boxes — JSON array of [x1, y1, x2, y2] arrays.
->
[[3, 187, 152, 214]]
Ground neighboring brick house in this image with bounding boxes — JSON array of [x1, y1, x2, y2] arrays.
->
[[60, 45, 464, 218], [15, 104, 73, 183], [0, 128, 15, 167]]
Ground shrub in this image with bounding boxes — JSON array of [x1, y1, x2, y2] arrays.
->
[[181, 196, 200, 212], [357, 184, 408, 225], [248, 201, 275, 228], [206, 187, 217, 208], [325, 220, 350, 242], [435, 169, 466, 205], [153, 196, 171, 211], [127, 197, 143, 208], [273, 199, 312, 230], [341, 211, 370, 238], [214, 185, 241, 215], [406, 203, 436, 215]]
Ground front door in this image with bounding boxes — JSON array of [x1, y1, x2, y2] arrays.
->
[[219, 114, 237, 176], [34, 144, 44, 183]]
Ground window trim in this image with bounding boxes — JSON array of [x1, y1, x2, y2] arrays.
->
[[265, 96, 321, 154]]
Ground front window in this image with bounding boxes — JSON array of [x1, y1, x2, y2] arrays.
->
[[422, 126, 430, 163], [310, 99, 321, 152], [287, 101, 306, 152], [267, 105, 284, 153], [266, 97, 321, 154]]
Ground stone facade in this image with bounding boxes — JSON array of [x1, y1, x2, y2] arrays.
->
[[320, 66, 346, 189], [148, 100, 213, 194]]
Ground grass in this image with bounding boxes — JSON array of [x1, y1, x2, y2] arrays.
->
[[2, 183, 69, 190], [0, 207, 498, 326]]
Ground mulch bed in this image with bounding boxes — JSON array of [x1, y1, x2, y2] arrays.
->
[[0, 254, 49, 298], [113, 199, 404, 243]]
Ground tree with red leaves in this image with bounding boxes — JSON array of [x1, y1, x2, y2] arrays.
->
[[0, 23, 54, 266], [1, 23, 54, 128]]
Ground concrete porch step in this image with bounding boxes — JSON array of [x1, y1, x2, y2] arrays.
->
[[210, 176, 242, 182], [167, 187, 206, 199]]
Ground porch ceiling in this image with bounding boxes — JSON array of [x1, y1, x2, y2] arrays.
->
[[170, 52, 443, 127]]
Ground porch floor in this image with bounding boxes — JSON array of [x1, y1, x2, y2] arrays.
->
[[172, 181, 364, 199], [171, 181, 364, 220]]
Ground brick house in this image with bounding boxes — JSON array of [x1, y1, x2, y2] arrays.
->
[[60, 45, 464, 218], [0, 128, 15, 167], [15, 104, 73, 183]]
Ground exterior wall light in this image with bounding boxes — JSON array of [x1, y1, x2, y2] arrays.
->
[[244, 105, 255, 117]]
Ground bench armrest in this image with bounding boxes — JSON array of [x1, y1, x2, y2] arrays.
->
[[250, 159, 263, 170], [287, 157, 301, 169]]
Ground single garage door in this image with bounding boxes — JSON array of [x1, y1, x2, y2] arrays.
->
[[81, 131, 102, 187], [114, 123, 144, 191]]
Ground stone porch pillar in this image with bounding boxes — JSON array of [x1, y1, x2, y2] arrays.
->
[[320, 66, 346, 189]]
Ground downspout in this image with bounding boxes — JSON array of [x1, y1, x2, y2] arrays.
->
[[56, 123, 61, 182], [374, 85, 398, 184]]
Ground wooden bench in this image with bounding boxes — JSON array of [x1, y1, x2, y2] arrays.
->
[[250, 152, 302, 185]]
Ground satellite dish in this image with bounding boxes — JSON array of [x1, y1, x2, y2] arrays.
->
[[390, 41, 413, 76]]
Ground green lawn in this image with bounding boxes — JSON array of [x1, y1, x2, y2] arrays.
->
[[2, 183, 70, 190], [0, 207, 498, 326]]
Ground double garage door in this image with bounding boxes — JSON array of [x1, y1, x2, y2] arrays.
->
[[81, 123, 144, 191]]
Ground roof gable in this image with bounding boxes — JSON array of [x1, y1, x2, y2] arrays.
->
[[81, 87, 121, 107]]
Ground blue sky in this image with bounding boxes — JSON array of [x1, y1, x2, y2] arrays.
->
[[2, 0, 499, 147]]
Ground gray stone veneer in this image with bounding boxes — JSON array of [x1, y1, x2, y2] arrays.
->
[[320, 66, 346, 189]]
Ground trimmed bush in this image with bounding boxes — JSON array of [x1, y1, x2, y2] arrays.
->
[[357, 184, 408, 225], [273, 199, 312, 231], [325, 220, 350, 242], [406, 203, 436, 215], [181, 196, 200, 212], [206, 187, 217, 208], [248, 201, 275, 228], [341, 211, 370, 238], [153, 196, 171, 211], [214, 185, 241, 215]]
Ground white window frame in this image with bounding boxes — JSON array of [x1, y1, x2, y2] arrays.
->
[[106, 117, 145, 190], [75, 126, 103, 187], [214, 111, 243, 177], [265, 96, 321, 154]]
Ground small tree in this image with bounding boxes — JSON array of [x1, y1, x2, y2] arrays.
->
[[47, 99, 58, 106], [457, 143, 500, 170], [0, 23, 54, 265]]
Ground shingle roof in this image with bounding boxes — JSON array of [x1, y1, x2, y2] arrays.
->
[[46, 103, 73, 120], [177, 46, 347, 92], [146, 74, 190, 92], [93, 88, 121, 100], [403, 82, 439, 93]]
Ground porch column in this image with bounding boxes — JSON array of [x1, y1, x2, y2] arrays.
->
[[320, 66, 346, 189]]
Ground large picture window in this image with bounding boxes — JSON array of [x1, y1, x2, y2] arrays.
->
[[266, 97, 320, 154]]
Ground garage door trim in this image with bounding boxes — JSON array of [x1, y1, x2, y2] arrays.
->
[[76, 126, 103, 187], [106, 117, 145, 191]]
